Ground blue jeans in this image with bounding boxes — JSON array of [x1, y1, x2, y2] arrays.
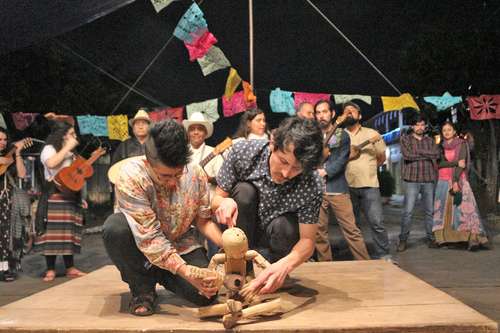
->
[[349, 187, 389, 259], [399, 181, 435, 242]]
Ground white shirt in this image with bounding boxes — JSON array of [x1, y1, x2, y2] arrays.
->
[[188, 143, 223, 198], [40, 145, 74, 181]]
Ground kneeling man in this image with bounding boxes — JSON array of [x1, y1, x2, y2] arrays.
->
[[103, 120, 223, 316], [212, 117, 324, 295]]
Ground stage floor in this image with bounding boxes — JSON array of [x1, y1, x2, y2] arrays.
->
[[0, 261, 496, 332]]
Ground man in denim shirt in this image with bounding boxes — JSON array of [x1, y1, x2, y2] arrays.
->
[[314, 100, 370, 261]]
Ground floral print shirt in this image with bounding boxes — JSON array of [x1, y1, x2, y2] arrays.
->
[[115, 156, 211, 274]]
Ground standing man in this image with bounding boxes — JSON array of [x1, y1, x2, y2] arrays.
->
[[397, 115, 440, 251], [183, 112, 223, 194], [296, 102, 315, 120], [343, 102, 391, 260], [103, 120, 223, 316], [314, 100, 370, 261], [212, 117, 324, 294], [111, 108, 151, 165]]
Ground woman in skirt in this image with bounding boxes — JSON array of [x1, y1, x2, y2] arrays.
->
[[35, 121, 86, 281]]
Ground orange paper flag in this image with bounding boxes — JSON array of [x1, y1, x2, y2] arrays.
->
[[242, 81, 257, 104]]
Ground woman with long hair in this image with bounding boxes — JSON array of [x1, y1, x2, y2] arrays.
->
[[35, 121, 86, 281], [233, 108, 269, 141], [0, 127, 27, 281], [432, 121, 488, 250]]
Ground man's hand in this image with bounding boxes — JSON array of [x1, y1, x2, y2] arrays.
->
[[63, 136, 79, 151], [458, 159, 466, 168], [452, 182, 460, 193], [177, 264, 219, 299], [244, 260, 290, 295], [215, 197, 238, 227], [317, 168, 327, 178]]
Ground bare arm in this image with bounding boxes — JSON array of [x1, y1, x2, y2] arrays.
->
[[247, 223, 318, 294], [45, 137, 78, 169], [196, 217, 223, 248]]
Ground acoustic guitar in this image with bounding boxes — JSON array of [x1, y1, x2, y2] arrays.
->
[[0, 138, 44, 176], [348, 134, 382, 161], [199, 137, 232, 169], [55, 147, 106, 193]]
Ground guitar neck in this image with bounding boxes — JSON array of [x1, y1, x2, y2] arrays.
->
[[199, 152, 216, 168], [84, 151, 104, 166]]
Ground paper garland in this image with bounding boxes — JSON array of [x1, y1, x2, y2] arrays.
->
[[293, 92, 331, 110], [197, 46, 231, 76], [270, 88, 295, 115], [150, 0, 176, 13], [11, 112, 38, 131], [334, 94, 372, 105], [107, 115, 129, 141], [381, 93, 420, 111], [223, 91, 256, 117], [224, 68, 242, 100], [173, 3, 207, 43], [424, 92, 463, 111], [467, 95, 500, 120], [76, 115, 108, 136], [186, 99, 219, 123]]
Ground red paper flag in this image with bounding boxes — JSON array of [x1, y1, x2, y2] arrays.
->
[[223, 91, 257, 117], [11, 112, 38, 131], [467, 95, 500, 120], [184, 30, 217, 62]]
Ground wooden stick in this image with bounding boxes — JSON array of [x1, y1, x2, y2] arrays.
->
[[222, 298, 282, 329]]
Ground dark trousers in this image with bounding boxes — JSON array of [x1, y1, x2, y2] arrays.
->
[[102, 213, 215, 306], [232, 182, 299, 263]]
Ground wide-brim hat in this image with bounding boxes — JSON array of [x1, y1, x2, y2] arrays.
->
[[129, 109, 151, 127], [182, 111, 213, 138]]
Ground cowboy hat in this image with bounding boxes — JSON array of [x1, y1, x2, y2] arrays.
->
[[129, 108, 151, 127], [182, 112, 213, 138]]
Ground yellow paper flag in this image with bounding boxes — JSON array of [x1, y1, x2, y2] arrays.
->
[[224, 68, 242, 99], [107, 115, 130, 141], [381, 93, 420, 111]]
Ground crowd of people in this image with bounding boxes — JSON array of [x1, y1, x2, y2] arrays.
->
[[0, 102, 489, 317]]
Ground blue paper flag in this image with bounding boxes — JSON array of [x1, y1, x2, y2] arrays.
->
[[424, 92, 463, 111], [269, 88, 295, 116], [173, 3, 207, 42], [77, 115, 108, 137]]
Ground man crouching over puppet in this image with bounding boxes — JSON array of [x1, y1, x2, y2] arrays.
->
[[103, 119, 223, 316], [212, 117, 324, 295]]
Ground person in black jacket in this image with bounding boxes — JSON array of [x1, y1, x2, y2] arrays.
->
[[111, 109, 150, 166]]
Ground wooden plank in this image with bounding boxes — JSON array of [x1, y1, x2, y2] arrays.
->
[[0, 261, 496, 333]]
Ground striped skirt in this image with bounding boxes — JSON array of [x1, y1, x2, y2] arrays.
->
[[35, 192, 83, 255]]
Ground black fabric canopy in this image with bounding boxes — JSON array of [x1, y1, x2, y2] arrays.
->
[[0, 0, 135, 54]]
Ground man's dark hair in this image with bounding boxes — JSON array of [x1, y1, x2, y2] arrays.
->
[[410, 113, 428, 126], [314, 99, 334, 113], [272, 117, 323, 173], [145, 119, 191, 167], [342, 101, 361, 112], [45, 121, 73, 151]]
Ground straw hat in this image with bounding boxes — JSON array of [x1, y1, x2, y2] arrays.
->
[[129, 108, 151, 127], [182, 112, 213, 138]]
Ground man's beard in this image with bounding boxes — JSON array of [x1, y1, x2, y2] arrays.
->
[[318, 119, 331, 130], [343, 117, 359, 127]]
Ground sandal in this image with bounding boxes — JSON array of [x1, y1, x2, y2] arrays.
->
[[66, 267, 87, 278], [129, 292, 158, 316], [43, 270, 56, 282]]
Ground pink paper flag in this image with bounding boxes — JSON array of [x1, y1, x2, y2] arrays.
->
[[150, 107, 184, 124], [223, 91, 257, 117], [293, 92, 331, 110], [11, 112, 38, 131], [184, 30, 218, 61], [467, 95, 500, 120]]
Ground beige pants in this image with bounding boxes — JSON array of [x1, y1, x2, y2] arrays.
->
[[316, 193, 370, 261]]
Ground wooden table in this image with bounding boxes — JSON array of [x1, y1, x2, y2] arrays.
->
[[0, 261, 496, 332]]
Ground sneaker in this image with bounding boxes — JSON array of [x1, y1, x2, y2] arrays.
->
[[397, 240, 407, 252]]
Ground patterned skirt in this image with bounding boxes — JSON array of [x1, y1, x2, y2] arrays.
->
[[0, 187, 12, 265], [432, 178, 488, 246], [35, 192, 83, 255]]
